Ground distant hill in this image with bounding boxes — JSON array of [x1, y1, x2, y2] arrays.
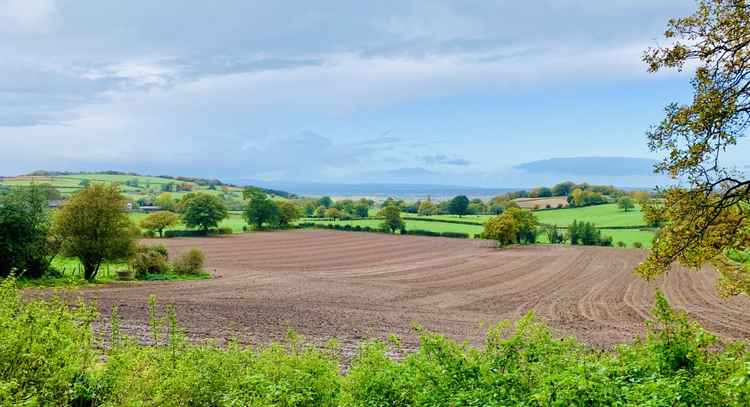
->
[[0, 171, 296, 199], [227, 179, 518, 199]]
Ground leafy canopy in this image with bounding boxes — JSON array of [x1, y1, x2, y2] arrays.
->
[[243, 188, 278, 229], [139, 211, 179, 237], [640, 0, 750, 296], [54, 184, 137, 281], [0, 185, 57, 278], [181, 193, 228, 232]]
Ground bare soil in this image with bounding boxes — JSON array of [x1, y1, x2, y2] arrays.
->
[[73, 230, 750, 353]]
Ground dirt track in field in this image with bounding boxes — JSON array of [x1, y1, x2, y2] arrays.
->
[[75, 230, 750, 352]]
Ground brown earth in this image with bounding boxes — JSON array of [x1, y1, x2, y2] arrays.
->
[[514, 196, 569, 209], [72, 230, 750, 354]]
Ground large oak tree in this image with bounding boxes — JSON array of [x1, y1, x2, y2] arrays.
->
[[640, 0, 750, 296]]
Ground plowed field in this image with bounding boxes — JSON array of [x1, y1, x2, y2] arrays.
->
[[76, 230, 750, 352]]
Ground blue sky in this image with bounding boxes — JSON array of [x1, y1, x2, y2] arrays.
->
[[1, 0, 747, 188]]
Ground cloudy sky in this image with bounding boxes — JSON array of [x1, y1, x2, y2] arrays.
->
[[2, 0, 748, 188]]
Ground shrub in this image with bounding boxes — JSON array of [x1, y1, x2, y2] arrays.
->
[[164, 229, 207, 238], [407, 229, 441, 237], [129, 245, 170, 278], [441, 232, 469, 239], [173, 249, 205, 275], [633, 241, 644, 249], [0, 277, 97, 405], [617, 241, 627, 248], [214, 226, 233, 235]]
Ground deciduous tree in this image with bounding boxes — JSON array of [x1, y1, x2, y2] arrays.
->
[[182, 193, 228, 233], [0, 185, 57, 278], [243, 188, 278, 229], [54, 184, 138, 281], [448, 195, 470, 217], [617, 196, 635, 212], [139, 211, 179, 237], [640, 0, 750, 296]]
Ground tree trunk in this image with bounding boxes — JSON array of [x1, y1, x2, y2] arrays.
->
[[83, 257, 102, 281]]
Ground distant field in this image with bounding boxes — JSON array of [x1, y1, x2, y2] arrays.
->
[[422, 203, 647, 228], [0, 173, 252, 201], [513, 196, 569, 209], [535, 203, 647, 227], [303, 218, 485, 236]]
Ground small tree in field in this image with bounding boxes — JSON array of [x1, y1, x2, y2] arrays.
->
[[483, 213, 518, 247], [448, 195, 470, 217], [325, 207, 341, 220], [54, 184, 138, 281], [276, 201, 301, 227], [139, 211, 179, 237], [380, 205, 405, 233], [243, 188, 278, 229], [182, 193, 228, 233], [617, 196, 635, 212]]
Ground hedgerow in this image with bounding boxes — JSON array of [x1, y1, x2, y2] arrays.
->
[[2, 276, 749, 405]]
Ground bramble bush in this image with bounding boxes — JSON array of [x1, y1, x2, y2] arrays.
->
[[1, 276, 749, 405], [172, 248, 205, 275]]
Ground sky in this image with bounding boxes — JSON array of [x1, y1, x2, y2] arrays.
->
[[1, 0, 748, 189]]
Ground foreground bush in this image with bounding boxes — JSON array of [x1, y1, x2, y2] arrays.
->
[[2, 277, 749, 405]]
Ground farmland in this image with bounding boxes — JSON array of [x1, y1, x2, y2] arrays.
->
[[306, 203, 656, 247], [74, 230, 750, 351], [0, 172, 287, 201]]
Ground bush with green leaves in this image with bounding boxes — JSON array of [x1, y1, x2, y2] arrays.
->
[[172, 248, 205, 275], [0, 185, 57, 278], [0, 277, 97, 405], [129, 245, 171, 278]]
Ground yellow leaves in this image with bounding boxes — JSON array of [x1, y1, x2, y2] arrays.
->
[[636, 187, 750, 297]]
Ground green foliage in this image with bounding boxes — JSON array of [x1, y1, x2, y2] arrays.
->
[[130, 245, 171, 278], [2, 279, 750, 405], [617, 196, 635, 212], [568, 220, 613, 246], [0, 185, 57, 278], [483, 208, 539, 246], [544, 224, 565, 244], [379, 205, 405, 233], [173, 248, 205, 275], [0, 276, 97, 405], [277, 201, 302, 227], [139, 210, 179, 237], [243, 188, 279, 229], [181, 193, 228, 232], [54, 184, 138, 281], [448, 195, 470, 217]]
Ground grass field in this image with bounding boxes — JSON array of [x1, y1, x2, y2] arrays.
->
[[535, 203, 646, 227], [304, 214, 654, 247], [0, 173, 253, 201], [424, 203, 647, 228]]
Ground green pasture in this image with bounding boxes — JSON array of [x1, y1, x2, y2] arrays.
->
[[304, 218, 483, 237], [535, 203, 646, 227]]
